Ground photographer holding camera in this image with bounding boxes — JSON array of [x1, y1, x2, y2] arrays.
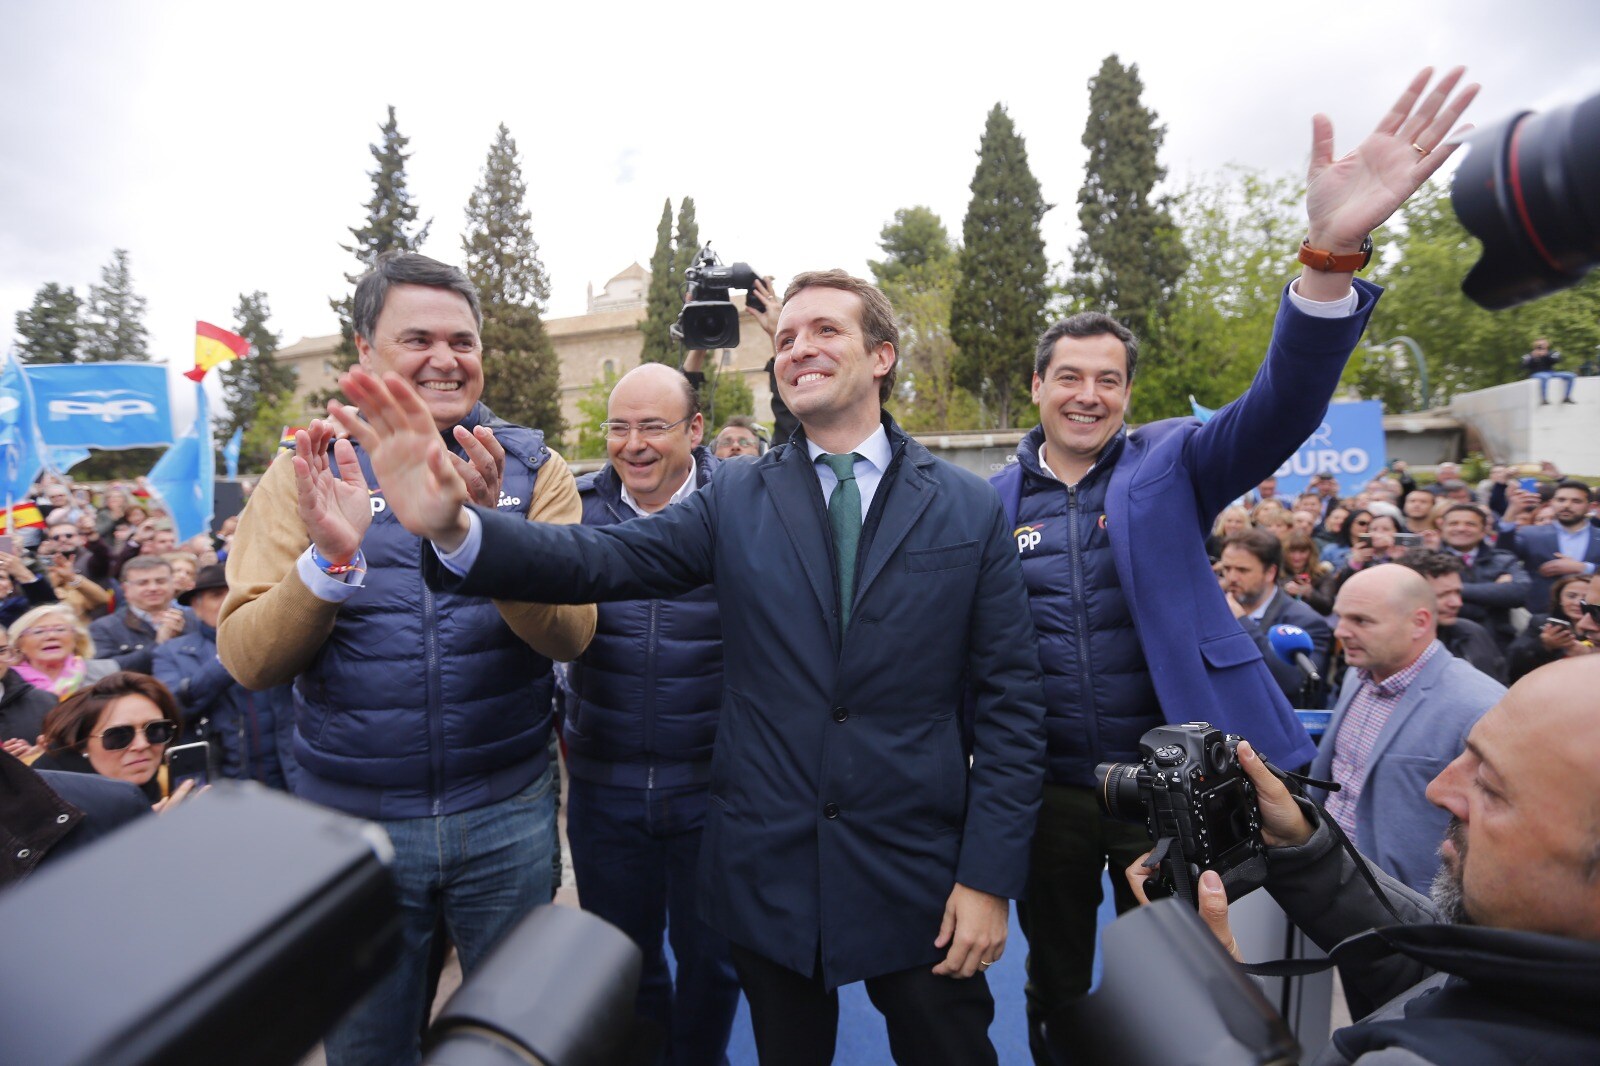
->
[[1127, 653, 1600, 1064]]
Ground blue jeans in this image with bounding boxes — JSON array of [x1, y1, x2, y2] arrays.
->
[[567, 777, 741, 1066], [324, 766, 556, 1066], [1532, 370, 1576, 402]]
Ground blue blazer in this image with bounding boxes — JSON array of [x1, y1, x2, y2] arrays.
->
[[1499, 522, 1600, 612], [427, 419, 1047, 990], [1310, 646, 1505, 893]]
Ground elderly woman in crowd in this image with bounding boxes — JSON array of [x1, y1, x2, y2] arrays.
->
[[30, 671, 192, 808], [7, 604, 118, 701], [1506, 573, 1596, 682], [1205, 505, 1253, 562]]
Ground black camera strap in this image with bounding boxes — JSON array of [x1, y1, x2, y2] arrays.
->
[[1239, 766, 1411, 979]]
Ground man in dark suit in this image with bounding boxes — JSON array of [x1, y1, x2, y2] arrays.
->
[[1220, 529, 1333, 705], [332, 270, 1048, 1065], [1437, 503, 1529, 645], [1499, 480, 1600, 613]]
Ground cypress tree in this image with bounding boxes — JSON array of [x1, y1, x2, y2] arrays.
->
[[318, 105, 432, 405], [461, 123, 565, 439], [639, 199, 680, 365], [14, 283, 82, 363], [1071, 55, 1187, 345], [672, 197, 701, 284], [80, 249, 150, 361], [950, 104, 1051, 429]]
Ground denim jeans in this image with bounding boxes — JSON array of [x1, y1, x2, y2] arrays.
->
[[323, 765, 556, 1066], [1532, 370, 1577, 402], [567, 777, 741, 1066]]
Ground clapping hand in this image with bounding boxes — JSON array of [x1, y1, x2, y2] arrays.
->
[[292, 419, 372, 564]]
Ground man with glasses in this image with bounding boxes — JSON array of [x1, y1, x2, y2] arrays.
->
[[712, 416, 765, 460], [89, 555, 192, 673], [561, 362, 740, 1064], [217, 252, 594, 1066]]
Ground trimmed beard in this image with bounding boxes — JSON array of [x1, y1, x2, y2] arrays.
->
[[1430, 816, 1471, 925]]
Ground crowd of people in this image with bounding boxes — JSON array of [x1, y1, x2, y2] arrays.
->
[[4, 63, 1598, 1066]]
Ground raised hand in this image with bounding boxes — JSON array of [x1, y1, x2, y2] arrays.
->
[[332, 367, 471, 550], [293, 420, 372, 564], [1305, 67, 1479, 253], [450, 424, 507, 510], [744, 276, 782, 339]]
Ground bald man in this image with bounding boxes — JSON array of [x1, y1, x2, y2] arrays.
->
[[1309, 566, 1505, 892], [1140, 657, 1600, 1062]]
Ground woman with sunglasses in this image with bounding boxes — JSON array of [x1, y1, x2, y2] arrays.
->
[[31, 672, 189, 807], [7, 604, 118, 700]]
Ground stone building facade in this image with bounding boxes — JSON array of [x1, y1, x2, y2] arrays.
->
[[274, 263, 776, 447]]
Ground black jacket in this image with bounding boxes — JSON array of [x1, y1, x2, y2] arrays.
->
[[88, 604, 197, 675], [1438, 617, 1508, 684], [0, 669, 58, 745], [1454, 545, 1530, 646], [0, 752, 148, 886]]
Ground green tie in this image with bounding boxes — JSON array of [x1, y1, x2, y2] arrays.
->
[[821, 452, 863, 634]]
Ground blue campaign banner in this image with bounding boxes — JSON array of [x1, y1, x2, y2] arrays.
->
[[23, 363, 175, 450], [0, 353, 48, 503], [1272, 400, 1387, 498]]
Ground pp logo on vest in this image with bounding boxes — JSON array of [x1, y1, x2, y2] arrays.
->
[[1014, 523, 1044, 554], [369, 488, 387, 516], [497, 492, 523, 509]]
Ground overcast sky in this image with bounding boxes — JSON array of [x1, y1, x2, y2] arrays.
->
[[3, 0, 1598, 402]]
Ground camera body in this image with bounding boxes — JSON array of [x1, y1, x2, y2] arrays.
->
[[1095, 722, 1268, 906], [675, 243, 764, 350]]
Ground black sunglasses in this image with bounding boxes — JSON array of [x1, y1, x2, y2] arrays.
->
[[1580, 601, 1600, 625], [92, 720, 178, 751]]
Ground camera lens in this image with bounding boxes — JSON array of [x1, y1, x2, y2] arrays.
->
[[1094, 761, 1145, 822], [1453, 91, 1600, 310]]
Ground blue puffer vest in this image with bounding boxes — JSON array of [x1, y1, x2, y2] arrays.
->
[[562, 448, 723, 789], [994, 426, 1162, 787], [292, 404, 555, 819]]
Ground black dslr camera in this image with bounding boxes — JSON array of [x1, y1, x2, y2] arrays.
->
[[674, 243, 765, 349], [1095, 723, 1268, 907]]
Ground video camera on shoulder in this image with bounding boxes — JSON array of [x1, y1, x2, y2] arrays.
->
[[673, 243, 764, 349], [1095, 722, 1268, 907]]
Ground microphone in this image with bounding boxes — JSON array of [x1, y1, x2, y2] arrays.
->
[[1268, 624, 1322, 683]]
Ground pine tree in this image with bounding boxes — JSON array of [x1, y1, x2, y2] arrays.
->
[[80, 249, 150, 361], [869, 207, 956, 288], [1071, 55, 1187, 346], [950, 105, 1051, 429], [221, 292, 300, 473], [871, 208, 974, 431], [672, 197, 701, 284], [461, 123, 565, 439], [14, 283, 82, 363], [639, 200, 680, 365], [318, 105, 433, 405]]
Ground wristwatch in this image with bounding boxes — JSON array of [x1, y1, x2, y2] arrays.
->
[[1298, 236, 1373, 273]]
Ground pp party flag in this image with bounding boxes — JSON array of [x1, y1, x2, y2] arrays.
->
[[148, 383, 214, 541], [0, 350, 48, 504], [223, 427, 243, 479], [183, 321, 250, 382]]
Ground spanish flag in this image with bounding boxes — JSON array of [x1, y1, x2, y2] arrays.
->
[[0, 503, 46, 531], [183, 321, 251, 382]]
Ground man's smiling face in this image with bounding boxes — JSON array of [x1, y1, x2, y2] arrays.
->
[[773, 286, 894, 428], [1031, 333, 1130, 470], [356, 283, 484, 431]]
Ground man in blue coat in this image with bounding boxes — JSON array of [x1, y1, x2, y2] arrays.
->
[[334, 269, 1049, 1066], [990, 67, 1479, 1064], [1498, 480, 1600, 612]]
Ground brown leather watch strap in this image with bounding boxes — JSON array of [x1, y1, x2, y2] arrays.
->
[[1299, 235, 1373, 273]]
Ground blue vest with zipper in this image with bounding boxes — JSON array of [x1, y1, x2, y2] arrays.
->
[[562, 449, 723, 789], [291, 404, 554, 820], [993, 426, 1162, 787]]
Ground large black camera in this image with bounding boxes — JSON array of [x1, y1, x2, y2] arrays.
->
[[1095, 722, 1268, 907], [674, 243, 764, 349], [1453, 90, 1600, 310]]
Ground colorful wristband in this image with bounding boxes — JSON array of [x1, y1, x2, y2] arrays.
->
[[311, 546, 365, 576]]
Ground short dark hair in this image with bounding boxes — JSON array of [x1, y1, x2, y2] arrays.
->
[[783, 270, 899, 403], [1034, 313, 1139, 381], [1397, 548, 1465, 580], [40, 671, 184, 757], [1553, 479, 1594, 502], [1441, 503, 1488, 526], [121, 554, 173, 579], [1221, 528, 1283, 576], [352, 252, 482, 342]]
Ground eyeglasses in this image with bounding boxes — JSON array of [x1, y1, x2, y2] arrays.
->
[[92, 720, 178, 750], [598, 417, 690, 440], [1580, 601, 1600, 625], [49, 532, 80, 540], [23, 625, 74, 639]]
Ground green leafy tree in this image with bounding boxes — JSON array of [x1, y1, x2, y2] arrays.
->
[[239, 389, 308, 475], [869, 208, 975, 431], [461, 124, 565, 439], [1071, 55, 1187, 349], [951, 104, 1051, 429], [639, 199, 681, 365], [672, 197, 700, 284], [220, 291, 299, 474], [1357, 181, 1600, 411], [14, 282, 82, 363], [318, 105, 432, 405], [696, 358, 756, 435], [571, 369, 620, 460], [80, 249, 150, 361], [1135, 167, 1303, 420]]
